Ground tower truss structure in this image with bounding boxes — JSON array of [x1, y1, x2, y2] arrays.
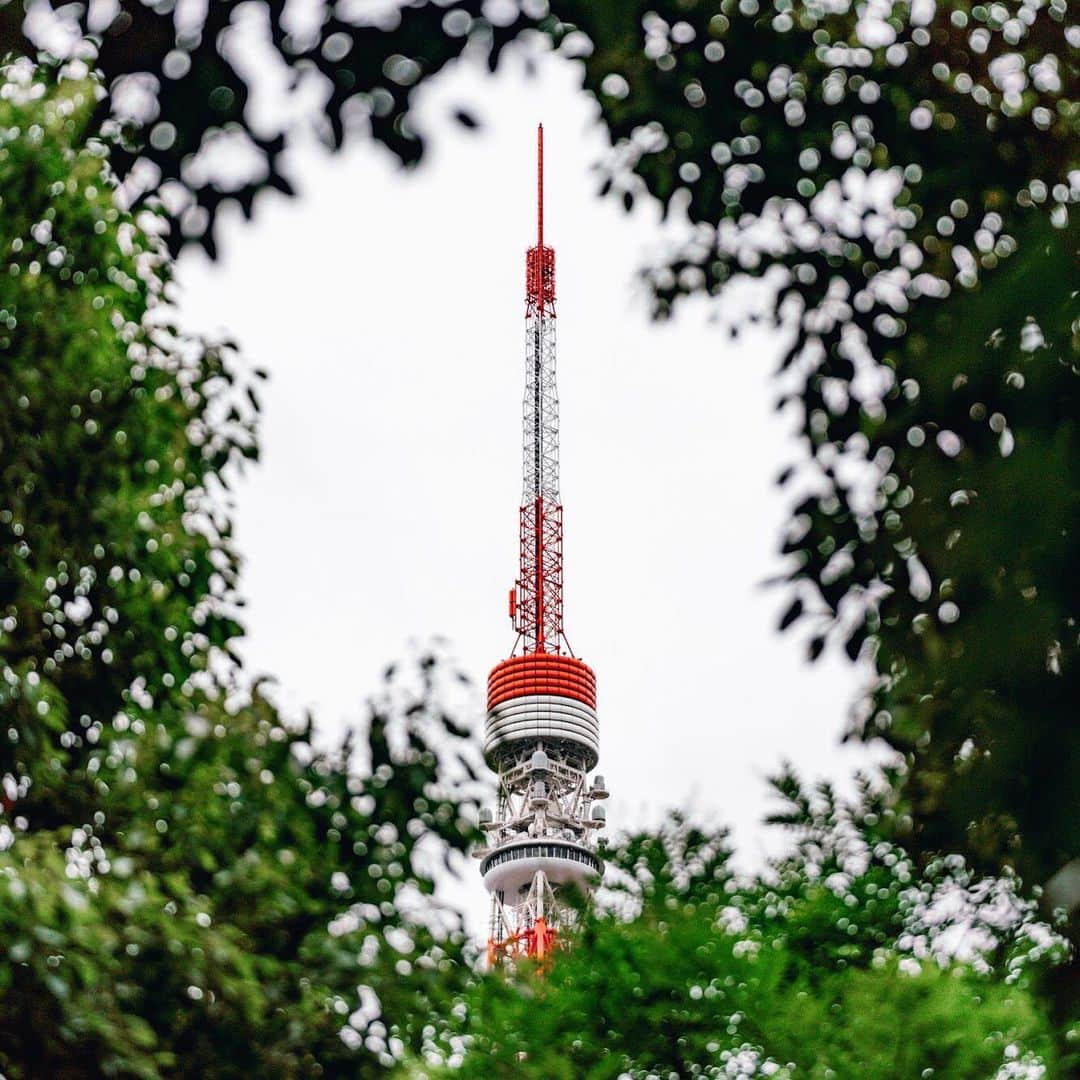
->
[[475, 126, 608, 966]]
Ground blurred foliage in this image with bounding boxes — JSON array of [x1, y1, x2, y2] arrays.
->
[[1, 0, 1072, 932], [0, 0, 1077, 1067], [0, 63, 481, 1077], [419, 772, 1067, 1078]]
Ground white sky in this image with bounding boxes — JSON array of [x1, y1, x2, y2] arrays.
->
[[176, 48, 881, 921]]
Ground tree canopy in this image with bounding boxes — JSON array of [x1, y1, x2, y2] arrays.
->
[[424, 777, 1066, 1077], [2, 1, 1072, 919], [0, 63, 480, 1076], [0, 0, 1077, 1072]]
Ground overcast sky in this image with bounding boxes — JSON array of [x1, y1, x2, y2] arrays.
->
[[176, 46, 883, 923]]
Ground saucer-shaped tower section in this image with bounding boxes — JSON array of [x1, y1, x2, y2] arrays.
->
[[486, 654, 598, 769], [475, 127, 608, 966]]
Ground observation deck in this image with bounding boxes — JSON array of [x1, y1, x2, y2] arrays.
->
[[480, 838, 602, 898]]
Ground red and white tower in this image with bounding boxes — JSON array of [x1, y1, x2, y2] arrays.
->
[[475, 126, 608, 965]]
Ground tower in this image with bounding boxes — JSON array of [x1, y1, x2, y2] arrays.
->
[[475, 126, 608, 965]]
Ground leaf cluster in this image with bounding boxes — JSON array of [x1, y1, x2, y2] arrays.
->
[[0, 63, 482, 1078], [5, 0, 1072, 921], [425, 773, 1065, 1078]]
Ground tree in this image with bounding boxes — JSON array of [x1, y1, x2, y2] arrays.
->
[[2, 2, 1072, 945], [2, 0, 1077, 1058], [0, 62, 480, 1077], [421, 774, 1066, 1078]]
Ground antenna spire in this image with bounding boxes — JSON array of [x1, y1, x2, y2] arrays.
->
[[537, 123, 544, 254], [520, 124, 558, 649]]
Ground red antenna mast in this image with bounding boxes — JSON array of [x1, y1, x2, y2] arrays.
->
[[478, 127, 608, 967], [517, 123, 561, 653]]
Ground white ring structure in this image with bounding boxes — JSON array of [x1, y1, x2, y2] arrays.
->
[[485, 693, 599, 769], [481, 839, 602, 897]]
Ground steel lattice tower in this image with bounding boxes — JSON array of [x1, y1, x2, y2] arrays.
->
[[475, 126, 608, 965]]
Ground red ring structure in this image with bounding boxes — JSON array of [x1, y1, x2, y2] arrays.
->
[[487, 654, 596, 712], [485, 654, 599, 769]]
